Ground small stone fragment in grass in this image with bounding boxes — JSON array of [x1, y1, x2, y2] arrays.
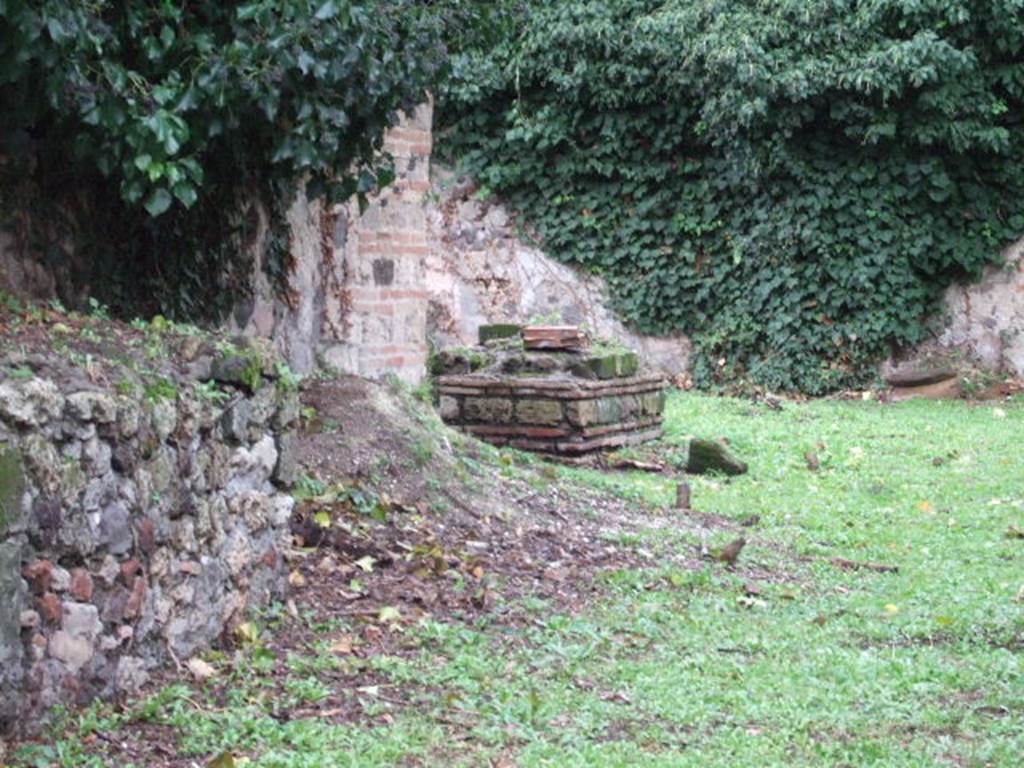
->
[[186, 657, 216, 682], [675, 481, 691, 510], [804, 450, 821, 471], [686, 438, 748, 476]]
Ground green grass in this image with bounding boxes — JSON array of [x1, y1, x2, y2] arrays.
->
[[19, 393, 1024, 767]]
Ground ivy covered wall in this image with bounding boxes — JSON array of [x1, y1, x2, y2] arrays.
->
[[439, 0, 1024, 393]]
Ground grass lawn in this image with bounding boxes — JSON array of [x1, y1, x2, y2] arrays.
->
[[16, 393, 1023, 767]]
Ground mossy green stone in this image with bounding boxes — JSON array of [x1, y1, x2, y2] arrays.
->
[[596, 397, 623, 424], [0, 445, 26, 534], [618, 352, 639, 377], [572, 353, 637, 380], [516, 399, 563, 426], [478, 324, 522, 344], [686, 437, 748, 476]]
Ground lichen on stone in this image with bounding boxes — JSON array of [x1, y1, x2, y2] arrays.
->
[[0, 444, 26, 534]]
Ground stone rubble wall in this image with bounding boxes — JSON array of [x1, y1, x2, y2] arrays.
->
[[0, 367, 299, 735], [436, 374, 666, 454]]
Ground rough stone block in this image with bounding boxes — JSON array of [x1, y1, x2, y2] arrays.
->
[[116, 399, 141, 438], [686, 438, 748, 476], [220, 400, 250, 444], [478, 324, 522, 344], [273, 432, 298, 488], [640, 390, 666, 416], [210, 354, 259, 389], [619, 395, 641, 419], [69, 569, 93, 602], [151, 400, 178, 441], [438, 395, 461, 421], [464, 397, 513, 424], [98, 502, 133, 556], [565, 400, 599, 428], [22, 559, 53, 594], [48, 630, 93, 672], [65, 392, 118, 424], [596, 397, 623, 424], [570, 355, 616, 380], [515, 399, 563, 426], [0, 379, 64, 427], [571, 352, 639, 380], [0, 540, 26, 679], [0, 445, 25, 534], [273, 391, 301, 430], [619, 352, 639, 377], [61, 602, 101, 640]]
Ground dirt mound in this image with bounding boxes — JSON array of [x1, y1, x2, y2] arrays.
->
[[294, 375, 652, 622]]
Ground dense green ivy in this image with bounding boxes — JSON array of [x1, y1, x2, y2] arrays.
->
[[439, 0, 1024, 393], [0, 0, 450, 319]]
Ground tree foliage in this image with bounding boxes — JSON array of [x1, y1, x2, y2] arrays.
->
[[440, 0, 1024, 393], [0, 0, 448, 318]]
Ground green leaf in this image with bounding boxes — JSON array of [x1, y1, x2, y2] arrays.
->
[[172, 182, 198, 208], [314, 2, 338, 21], [144, 188, 173, 217], [378, 606, 401, 623]]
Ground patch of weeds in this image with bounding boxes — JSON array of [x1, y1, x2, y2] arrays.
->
[[303, 481, 390, 522], [410, 437, 435, 467], [115, 377, 137, 397], [299, 404, 318, 427], [293, 473, 328, 501], [411, 378, 434, 403], [144, 377, 178, 403], [78, 326, 101, 343], [275, 361, 302, 393], [6, 365, 34, 380], [282, 675, 332, 705], [192, 379, 229, 405], [286, 649, 345, 675], [430, 497, 452, 514], [86, 297, 111, 320]]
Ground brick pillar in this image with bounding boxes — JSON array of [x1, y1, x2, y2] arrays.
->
[[321, 102, 433, 384]]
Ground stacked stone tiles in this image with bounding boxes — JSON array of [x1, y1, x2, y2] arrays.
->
[[437, 373, 666, 454], [0, 354, 298, 735]]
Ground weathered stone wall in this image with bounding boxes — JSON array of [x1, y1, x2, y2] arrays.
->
[[423, 170, 693, 379], [0, 352, 298, 735], [231, 103, 433, 384], [318, 102, 433, 384], [936, 237, 1024, 374]]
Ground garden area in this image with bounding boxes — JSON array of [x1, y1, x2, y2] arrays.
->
[[2, 2, 1023, 765], [9, 387, 1022, 767]]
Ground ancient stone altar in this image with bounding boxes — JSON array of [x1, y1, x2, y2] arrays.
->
[[432, 326, 667, 455]]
